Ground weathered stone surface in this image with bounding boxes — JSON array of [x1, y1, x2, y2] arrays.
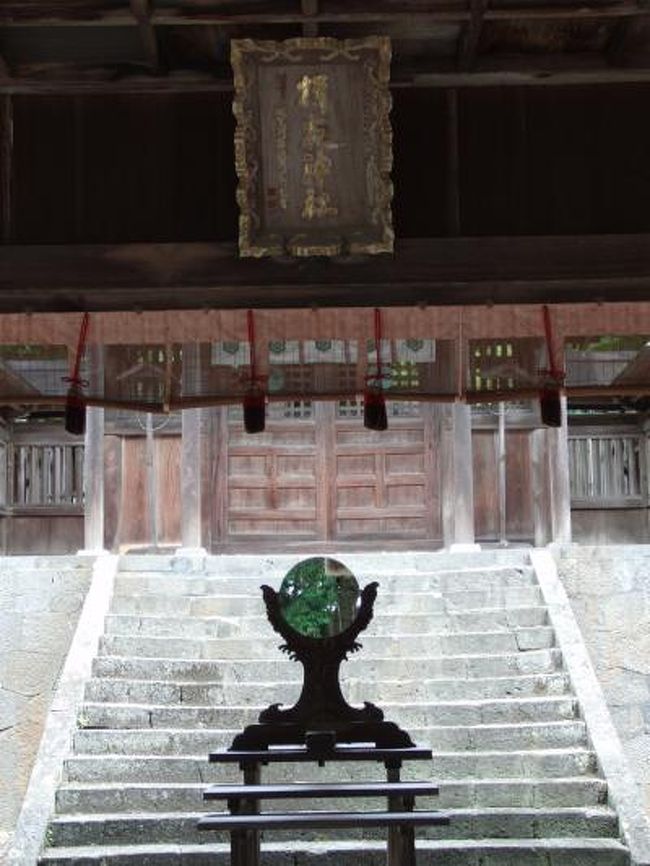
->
[[556, 545, 650, 815], [0, 557, 93, 842]]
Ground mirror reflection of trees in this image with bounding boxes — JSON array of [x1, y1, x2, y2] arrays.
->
[[279, 557, 360, 638]]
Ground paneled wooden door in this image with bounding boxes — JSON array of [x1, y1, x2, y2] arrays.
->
[[217, 400, 441, 548]]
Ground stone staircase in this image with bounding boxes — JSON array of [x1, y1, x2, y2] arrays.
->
[[38, 551, 632, 865]]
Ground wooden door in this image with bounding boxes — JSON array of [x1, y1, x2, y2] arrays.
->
[[224, 402, 323, 543], [332, 401, 438, 541], [218, 399, 440, 547]]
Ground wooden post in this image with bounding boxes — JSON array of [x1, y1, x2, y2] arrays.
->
[[145, 412, 159, 549], [547, 395, 572, 543], [497, 402, 507, 544], [82, 344, 106, 553], [179, 342, 206, 554], [440, 403, 476, 548], [82, 406, 105, 552], [315, 401, 335, 541], [242, 763, 261, 866], [531, 427, 552, 546], [209, 406, 228, 551]]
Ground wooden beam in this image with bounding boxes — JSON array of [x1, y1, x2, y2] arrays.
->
[[2, 1, 648, 26], [5, 57, 650, 93], [0, 235, 649, 313]]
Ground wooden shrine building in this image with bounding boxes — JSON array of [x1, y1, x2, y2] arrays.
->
[[0, 0, 649, 555]]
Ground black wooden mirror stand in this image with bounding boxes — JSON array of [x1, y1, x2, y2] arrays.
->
[[231, 580, 414, 751]]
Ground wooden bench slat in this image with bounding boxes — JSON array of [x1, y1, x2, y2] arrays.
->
[[203, 781, 440, 800], [198, 810, 450, 832], [209, 746, 433, 764]]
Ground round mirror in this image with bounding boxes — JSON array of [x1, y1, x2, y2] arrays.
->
[[278, 557, 360, 639]]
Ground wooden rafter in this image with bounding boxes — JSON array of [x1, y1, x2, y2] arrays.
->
[[607, 13, 650, 65], [0, 95, 12, 244], [458, 0, 489, 70], [0, 236, 649, 313], [130, 0, 162, 73], [301, 0, 319, 38]]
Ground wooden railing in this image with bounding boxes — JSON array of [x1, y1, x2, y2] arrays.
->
[[569, 432, 647, 507]]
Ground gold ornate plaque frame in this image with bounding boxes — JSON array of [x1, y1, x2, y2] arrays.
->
[[231, 36, 393, 258]]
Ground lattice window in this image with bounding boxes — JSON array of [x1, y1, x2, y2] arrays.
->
[[268, 401, 313, 420], [337, 399, 362, 419], [337, 399, 421, 419], [0, 345, 70, 397], [469, 338, 545, 393]]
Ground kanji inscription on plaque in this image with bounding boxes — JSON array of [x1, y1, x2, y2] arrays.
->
[[231, 37, 393, 258]]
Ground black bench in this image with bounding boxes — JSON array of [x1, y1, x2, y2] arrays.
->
[[197, 745, 449, 866]]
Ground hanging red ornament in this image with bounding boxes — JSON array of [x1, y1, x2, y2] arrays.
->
[[243, 310, 266, 434], [363, 308, 388, 431], [64, 313, 90, 436], [243, 385, 266, 434], [540, 305, 564, 428], [363, 387, 388, 431]]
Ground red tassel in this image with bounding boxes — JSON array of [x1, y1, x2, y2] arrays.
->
[[540, 306, 564, 428], [539, 385, 562, 428], [63, 313, 90, 435], [243, 311, 266, 433], [243, 387, 266, 434], [64, 382, 86, 435], [364, 308, 388, 431], [363, 388, 387, 431]]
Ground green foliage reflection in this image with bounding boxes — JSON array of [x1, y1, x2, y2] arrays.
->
[[279, 558, 359, 638]]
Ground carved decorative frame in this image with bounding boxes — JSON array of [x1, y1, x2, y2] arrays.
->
[[231, 36, 394, 258]]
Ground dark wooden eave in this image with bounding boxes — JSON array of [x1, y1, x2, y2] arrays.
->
[[1, 235, 649, 313], [1, 0, 649, 91]]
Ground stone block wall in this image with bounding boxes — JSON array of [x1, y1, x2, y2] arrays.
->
[[0, 558, 91, 855], [556, 544, 650, 814]]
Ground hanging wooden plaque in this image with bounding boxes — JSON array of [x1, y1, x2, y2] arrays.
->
[[231, 36, 393, 258]]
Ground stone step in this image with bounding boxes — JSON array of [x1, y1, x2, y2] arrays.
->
[[112, 567, 536, 597], [84, 671, 572, 706], [0, 555, 90, 572], [54, 776, 609, 814], [103, 606, 550, 639], [78, 696, 579, 730], [43, 807, 620, 847], [117, 550, 531, 575], [36, 838, 632, 866], [73, 722, 587, 755], [92, 647, 564, 682], [97, 627, 556, 660], [64, 748, 599, 784], [108, 586, 545, 617]]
